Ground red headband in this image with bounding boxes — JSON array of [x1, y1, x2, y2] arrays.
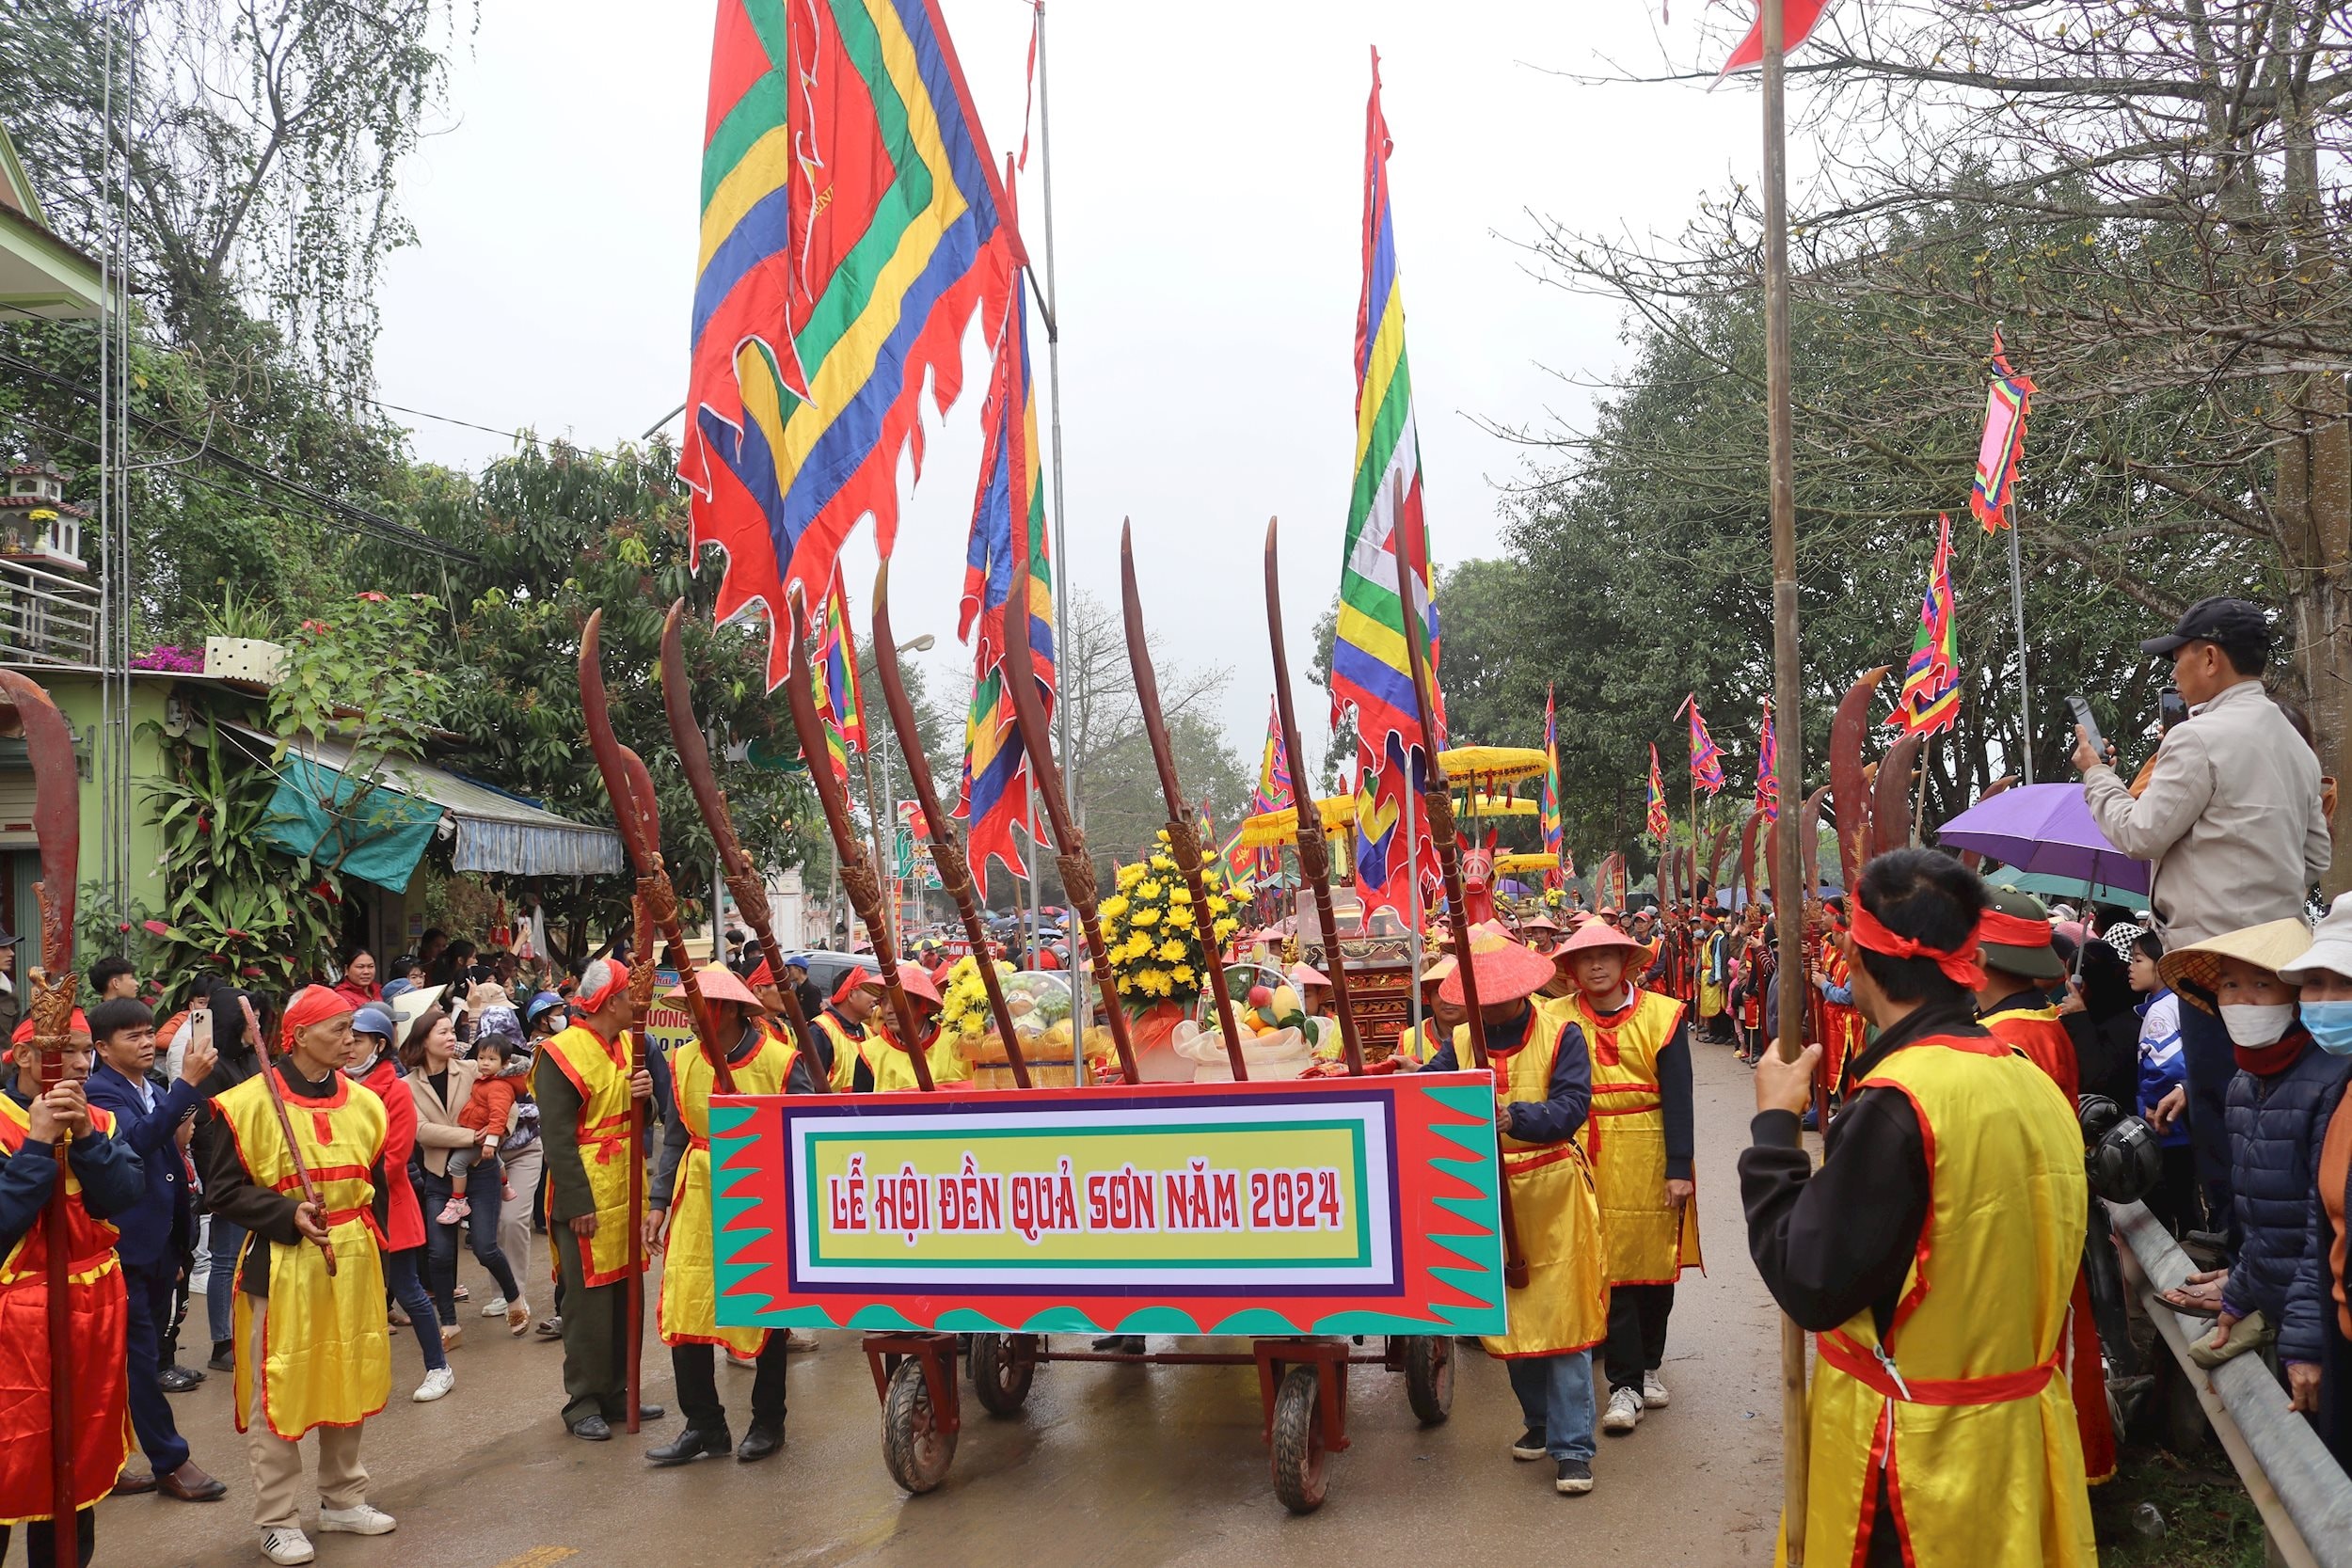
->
[[280, 985, 353, 1049], [10, 1009, 90, 1045], [575, 960, 630, 1013], [1846, 903, 1987, 990], [1975, 909, 2055, 951]]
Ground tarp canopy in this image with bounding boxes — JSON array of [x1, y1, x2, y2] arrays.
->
[[233, 725, 624, 892]]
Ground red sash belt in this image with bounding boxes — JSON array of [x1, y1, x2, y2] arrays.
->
[[1820, 1332, 2058, 1406]]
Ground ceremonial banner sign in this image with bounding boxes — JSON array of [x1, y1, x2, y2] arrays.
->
[[707, 1074, 1507, 1337]]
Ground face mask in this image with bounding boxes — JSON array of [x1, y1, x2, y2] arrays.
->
[[2299, 1000, 2352, 1056], [2219, 1002, 2297, 1048]]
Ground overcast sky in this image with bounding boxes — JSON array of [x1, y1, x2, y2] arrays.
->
[[373, 1, 1773, 778]]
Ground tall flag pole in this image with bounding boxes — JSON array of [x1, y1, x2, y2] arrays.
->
[[1973, 332, 2037, 781], [1335, 48, 1440, 931], [1539, 686, 1565, 889], [953, 255, 1057, 901], [1730, 0, 1817, 1551], [683, 0, 1025, 689], [1889, 513, 1963, 738]]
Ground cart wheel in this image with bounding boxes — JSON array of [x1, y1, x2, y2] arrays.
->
[[1398, 1335, 1454, 1426], [970, 1332, 1036, 1418], [882, 1357, 957, 1495], [1270, 1364, 1329, 1514]]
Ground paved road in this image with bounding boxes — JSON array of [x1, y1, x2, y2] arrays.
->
[[102, 1042, 1790, 1567]]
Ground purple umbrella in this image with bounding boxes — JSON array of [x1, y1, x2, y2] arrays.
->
[[1934, 784, 2150, 896]]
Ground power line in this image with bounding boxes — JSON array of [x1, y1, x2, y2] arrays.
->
[[0, 348, 479, 563]]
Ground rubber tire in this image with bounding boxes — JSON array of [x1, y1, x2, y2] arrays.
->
[[970, 1333, 1036, 1418], [1270, 1364, 1329, 1514], [1398, 1335, 1454, 1426], [881, 1357, 957, 1495]]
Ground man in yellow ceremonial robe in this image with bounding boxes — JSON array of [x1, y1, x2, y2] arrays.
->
[[644, 966, 818, 1466], [535, 958, 657, 1442], [1417, 921, 1610, 1497], [1553, 920, 1701, 1435], [1740, 848, 2094, 1568], [203, 986, 394, 1566]]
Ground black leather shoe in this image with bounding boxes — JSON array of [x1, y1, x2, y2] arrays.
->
[[568, 1416, 612, 1441], [736, 1425, 783, 1463], [159, 1366, 206, 1394], [646, 1428, 732, 1467], [206, 1342, 235, 1372], [111, 1470, 156, 1496], [638, 1402, 666, 1421]]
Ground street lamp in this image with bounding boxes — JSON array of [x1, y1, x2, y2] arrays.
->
[[897, 634, 935, 654]]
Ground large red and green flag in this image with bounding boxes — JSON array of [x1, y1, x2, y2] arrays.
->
[[1538, 687, 1565, 887], [683, 0, 1023, 687], [1971, 333, 2034, 533], [1756, 698, 1780, 824], [1338, 50, 1440, 929], [818, 573, 866, 753], [1645, 744, 1671, 842], [954, 272, 1056, 900], [1890, 512, 1963, 737], [1685, 696, 1724, 796]]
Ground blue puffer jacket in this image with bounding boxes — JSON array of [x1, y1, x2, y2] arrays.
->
[[2222, 1034, 2350, 1325]]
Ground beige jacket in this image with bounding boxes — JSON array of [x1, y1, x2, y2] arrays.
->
[[409, 1058, 486, 1178], [2082, 678, 2331, 949]]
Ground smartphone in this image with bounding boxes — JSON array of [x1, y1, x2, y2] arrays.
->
[[2067, 694, 2105, 757], [2159, 689, 2189, 733]]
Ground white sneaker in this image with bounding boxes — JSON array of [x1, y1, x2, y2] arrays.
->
[[1602, 1386, 1643, 1434], [784, 1327, 820, 1354], [318, 1503, 397, 1535], [480, 1296, 508, 1318], [260, 1528, 315, 1565], [412, 1367, 455, 1402], [1643, 1370, 1669, 1409]]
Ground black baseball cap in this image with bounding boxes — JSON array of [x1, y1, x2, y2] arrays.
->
[[2140, 595, 2271, 657]]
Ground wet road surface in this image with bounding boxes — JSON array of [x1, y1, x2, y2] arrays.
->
[[101, 1041, 1789, 1567]]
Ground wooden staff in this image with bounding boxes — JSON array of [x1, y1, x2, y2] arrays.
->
[[577, 610, 738, 1097], [658, 600, 828, 1087], [623, 890, 655, 1433], [870, 566, 1030, 1087], [1120, 522, 1248, 1082], [778, 597, 934, 1089], [240, 996, 338, 1280], [0, 670, 80, 1529], [998, 543, 1139, 1084], [1263, 517, 1365, 1073], [1391, 481, 1528, 1291]]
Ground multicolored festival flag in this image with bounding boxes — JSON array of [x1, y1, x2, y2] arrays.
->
[[1890, 513, 1963, 737], [1338, 50, 1441, 928], [683, 0, 1023, 689], [1971, 332, 2035, 532], [1716, 0, 1836, 78], [1686, 698, 1724, 797], [1538, 687, 1565, 888], [1645, 744, 1671, 843], [1228, 698, 1294, 879], [1756, 698, 1780, 824], [953, 275, 1057, 900], [818, 575, 866, 753]]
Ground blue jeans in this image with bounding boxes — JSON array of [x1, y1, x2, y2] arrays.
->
[[384, 1246, 447, 1370], [419, 1164, 521, 1319], [203, 1217, 246, 1347], [1506, 1350, 1597, 1462]]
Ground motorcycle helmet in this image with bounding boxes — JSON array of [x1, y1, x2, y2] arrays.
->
[[2079, 1095, 2163, 1206]]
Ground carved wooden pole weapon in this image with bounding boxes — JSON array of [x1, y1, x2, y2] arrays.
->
[[238, 994, 339, 1287], [999, 544, 1139, 1084], [1391, 484, 1529, 1291], [658, 600, 826, 1088], [870, 565, 1029, 1087], [577, 610, 739, 1096], [779, 597, 935, 1090], [623, 887, 653, 1433], [0, 670, 80, 1528], [1120, 522, 1249, 1082], [1263, 517, 1365, 1073]]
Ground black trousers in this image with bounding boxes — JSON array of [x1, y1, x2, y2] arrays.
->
[[0, 1508, 95, 1567], [1603, 1282, 1675, 1392], [672, 1337, 788, 1435]]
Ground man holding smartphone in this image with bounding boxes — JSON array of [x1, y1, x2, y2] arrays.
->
[[2074, 595, 2331, 1259]]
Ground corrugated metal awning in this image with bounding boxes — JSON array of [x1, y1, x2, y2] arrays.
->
[[228, 724, 622, 879]]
